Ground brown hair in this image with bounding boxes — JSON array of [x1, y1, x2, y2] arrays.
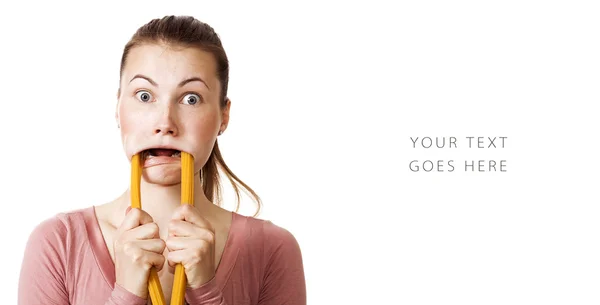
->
[[118, 15, 261, 217]]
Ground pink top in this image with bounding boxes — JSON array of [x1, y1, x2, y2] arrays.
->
[[18, 206, 306, 305]]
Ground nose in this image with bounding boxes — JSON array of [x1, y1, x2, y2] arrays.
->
[[155, 122, 177, 136], [154, 107, 179, 136]]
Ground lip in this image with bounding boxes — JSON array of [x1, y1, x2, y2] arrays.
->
[[143, 155, 181, 168], [133, 144, 190, 168], [135, 144, 184, 156]]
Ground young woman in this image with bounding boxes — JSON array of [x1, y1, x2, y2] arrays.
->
[[18, 15, 306, 305]]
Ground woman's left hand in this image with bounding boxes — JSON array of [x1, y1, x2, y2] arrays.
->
[[166, 204, 216, 288]]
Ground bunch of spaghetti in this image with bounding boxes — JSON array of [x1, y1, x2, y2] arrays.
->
[[130, 152, 195, 305]]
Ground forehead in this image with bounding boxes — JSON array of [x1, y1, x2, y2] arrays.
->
[[122, 43, 217, 88]]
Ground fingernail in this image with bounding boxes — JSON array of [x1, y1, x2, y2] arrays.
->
[[125, 206, 132, 215]]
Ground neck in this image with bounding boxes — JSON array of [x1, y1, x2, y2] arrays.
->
[[115, 173, 216, 225]]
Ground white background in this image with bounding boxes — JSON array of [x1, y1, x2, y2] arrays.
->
[[1, 1, 599, 304]]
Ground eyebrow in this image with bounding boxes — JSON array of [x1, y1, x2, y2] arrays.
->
[[129, 74, 210, 90]]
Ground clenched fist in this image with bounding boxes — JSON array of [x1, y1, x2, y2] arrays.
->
[[113, 207, 166, 298], [166, 204, 216, 288]]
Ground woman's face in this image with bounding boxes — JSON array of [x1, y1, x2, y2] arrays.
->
[[116, 43, 229, 186]]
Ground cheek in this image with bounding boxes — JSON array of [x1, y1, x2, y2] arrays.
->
[[186, 112, 220, 163], [188, 109, 220, 138], [118, 103, 149, 157], [118, 101, 146, 131], [119, 115, 135, 134], [193, 117, 218, 139]]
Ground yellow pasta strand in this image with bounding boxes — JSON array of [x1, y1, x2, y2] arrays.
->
[[131, 153, 166, 305], [149, 269, 166, 304], [171, 151, 195, 305], [130, 154, 142, 209]]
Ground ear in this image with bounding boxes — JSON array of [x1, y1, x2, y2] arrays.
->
[[220, 98, 231, 132], [115, 88, 121, 126]]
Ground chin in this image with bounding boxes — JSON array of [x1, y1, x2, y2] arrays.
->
[[142, 165, 182, 186]]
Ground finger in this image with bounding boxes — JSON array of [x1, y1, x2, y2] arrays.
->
[[118, 208, 154, 233], [145, 252, 166, 272], [165, 236, 205, 252], [168, 257, 177, 274], [171, 205, 213, 231], [120, 240, 166, 270], [166, 255, 188, 274], [136, 209, 155, 225], [168, 219, 211, 238], [136, 239, 166, 254], [126, 222, 160, 240], [167, 249, 189, 266]]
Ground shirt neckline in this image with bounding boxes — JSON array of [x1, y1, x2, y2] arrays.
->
[[83, 205, 246, 292]]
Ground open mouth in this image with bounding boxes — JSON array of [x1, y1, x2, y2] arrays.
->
[[142, 148, 182, 159]]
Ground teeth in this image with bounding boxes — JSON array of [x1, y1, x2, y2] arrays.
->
[[142, 150, 155, 159], [140, 149, 181, 159]]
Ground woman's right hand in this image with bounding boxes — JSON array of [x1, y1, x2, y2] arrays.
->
[[113, 207, 166, 299]]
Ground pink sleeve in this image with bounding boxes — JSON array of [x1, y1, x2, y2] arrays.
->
[[257, 222, 306, 305], [18, 216, 70, 304], [105, 284, 147, 305], [185, 277, 226, 305], [17, 215, 147, 305], [185, 221, 306, 305]]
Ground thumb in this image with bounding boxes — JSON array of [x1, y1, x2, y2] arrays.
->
[[118, 207, 153, 233]]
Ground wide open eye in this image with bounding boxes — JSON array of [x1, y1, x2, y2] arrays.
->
[[135, 90, 153, 103], [182, 93, 201, 105]]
